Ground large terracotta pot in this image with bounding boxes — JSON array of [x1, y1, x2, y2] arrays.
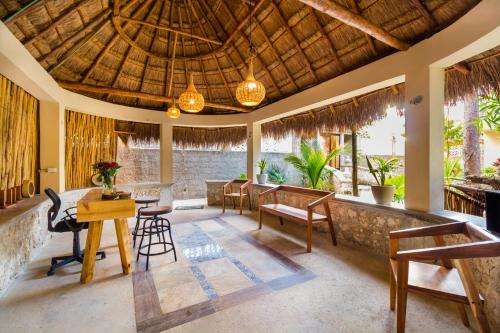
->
[[371, 185, 395, 205]]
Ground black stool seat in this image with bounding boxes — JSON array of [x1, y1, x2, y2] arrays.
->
[[140, 206, 172, 216], [135, 197, 160, 205]]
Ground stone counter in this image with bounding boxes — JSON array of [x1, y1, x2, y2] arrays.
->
[[0, 183, 173, 295], [206, 180, 499, 330]]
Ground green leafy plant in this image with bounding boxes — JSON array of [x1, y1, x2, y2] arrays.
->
[[257, 159, 267, 174], [385, 175, 405, 203], [366, 156, 400, 186], [472, 94, 500, 132], [267, 164, 288, 185], [284, 140, 341, 189], [444, 157, 463, 184], [443, 119, 463, 158], [239, 173, 247, 180], [481, 166, 496, 177]]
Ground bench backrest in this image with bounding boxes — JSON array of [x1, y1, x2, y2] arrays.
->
[[274, 185, 332, 198]]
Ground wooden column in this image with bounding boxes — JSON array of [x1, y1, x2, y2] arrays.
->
[[351, 130, 359, 197]]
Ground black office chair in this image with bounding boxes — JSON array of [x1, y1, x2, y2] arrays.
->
[[45, 188, 106, 276]]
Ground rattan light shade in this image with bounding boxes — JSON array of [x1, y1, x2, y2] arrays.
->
[[236, 58, 265, 107], [179, 73, 204, 113], [167, 102, 180, 119]]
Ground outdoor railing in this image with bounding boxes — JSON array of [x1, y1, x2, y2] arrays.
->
[[444, 186, 485, 217]]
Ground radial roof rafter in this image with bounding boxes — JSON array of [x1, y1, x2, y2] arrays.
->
[[1, 0, 480, 114]]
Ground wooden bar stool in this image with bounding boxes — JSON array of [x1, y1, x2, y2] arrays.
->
[[136, 206, 177, 270], [132, 197, 160, 248]]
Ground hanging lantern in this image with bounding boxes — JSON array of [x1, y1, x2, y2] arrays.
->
[[167, 99, 180, 119], [236, 57, 266, 106], [178, 73, 204, 113]]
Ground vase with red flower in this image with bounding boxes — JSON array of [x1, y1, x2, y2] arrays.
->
[[93, 161, 122, 196]]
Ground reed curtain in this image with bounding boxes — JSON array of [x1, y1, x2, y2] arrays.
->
[[0, 75, 39, 191], [65, 110, 117, 189]]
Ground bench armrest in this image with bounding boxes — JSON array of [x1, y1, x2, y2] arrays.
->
[[389, 222, 466, 240], [258, 185, 281, 197], [396, 240, 500, 261], [307, 192, 335, 209]]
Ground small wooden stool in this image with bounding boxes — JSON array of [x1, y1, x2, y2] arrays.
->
[[136, 206, 177, 270], [132, 197, 160, 247]]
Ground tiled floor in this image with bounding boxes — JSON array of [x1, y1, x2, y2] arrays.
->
[[0, 205, 477, 333]]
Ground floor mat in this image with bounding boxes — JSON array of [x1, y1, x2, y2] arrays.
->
[[175, 204, 204, 210]]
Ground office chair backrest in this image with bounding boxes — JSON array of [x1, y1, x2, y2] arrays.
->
[[45, 188, 61, 226]]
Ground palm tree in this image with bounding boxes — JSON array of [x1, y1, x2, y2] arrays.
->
[[284, 140, 341, 189]]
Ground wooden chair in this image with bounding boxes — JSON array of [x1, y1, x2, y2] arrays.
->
[[389, 221, 500, 333], [258, 185, 336, 253], [222, 179, 252, 215]]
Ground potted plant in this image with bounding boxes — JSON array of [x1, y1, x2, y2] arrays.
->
[[285, 140, 341, 189], [93, 161, 122, 196], [256, 159, 268, 184], [366, 156, 399, 205]]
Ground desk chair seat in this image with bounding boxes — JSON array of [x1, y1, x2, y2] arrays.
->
[[45, 188, 105, 276]]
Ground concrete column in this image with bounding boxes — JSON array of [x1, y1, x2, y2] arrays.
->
[[39, 101, 65, 192], [404, 65, 444, 212], [247, 122, 261, 182], [160, 122, 173, 184]]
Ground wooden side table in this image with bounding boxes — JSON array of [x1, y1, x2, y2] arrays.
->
[[77, 189, 135, 284]]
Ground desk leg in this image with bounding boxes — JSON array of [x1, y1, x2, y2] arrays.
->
[[115, 218, 133, 274], [80, 220, 103, 284]]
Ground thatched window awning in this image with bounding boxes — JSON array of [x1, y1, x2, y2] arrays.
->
[[445, 47, 500, 105], [262, 83, 405, 140], [173, 126, 247, 149], [115, 121, 160, 145]]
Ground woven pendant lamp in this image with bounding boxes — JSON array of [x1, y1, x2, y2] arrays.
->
[[236, 2, 265, 107], [166, 99, 180, 119], [236, 57, 266, 106], [179, 73, 204, 113]]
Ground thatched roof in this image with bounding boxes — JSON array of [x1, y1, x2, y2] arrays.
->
[[445, 46, 500, 105], [262, 83, 404, 139], [1, 0, 479, 114], [173, 126, 247, 149], [115, 120, 160, 144]]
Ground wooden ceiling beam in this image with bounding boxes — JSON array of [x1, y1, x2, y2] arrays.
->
[[113, 0, 120, 15], [189, 0, 235, 104], [270, 1, 319, 83], [136, 0, 168, 107], [163, 0, 176, 98], [117, 16, 223, 45], [453, 63, 470, 75], [346, 0, 377, 56], [42, 7, 111, 70], [57, 81, 252, 112], [248, 3, 299, 91], [409, 0, 437, 27], [23, 0, 94, 48], [298, 0, 410, 51], [218, 0, 282, 95], [167, 33, 178, 98], [104, 0, 158, 91], [183, 0, 213, 101], [4, 0, 43, 23], [307, 7, 343, 73], [79, 0, 147, 81]]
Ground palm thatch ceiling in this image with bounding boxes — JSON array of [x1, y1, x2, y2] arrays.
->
[[1, 0, 479, 114]]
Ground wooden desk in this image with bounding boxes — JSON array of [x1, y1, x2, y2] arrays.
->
[[77, 189, 135, 283]]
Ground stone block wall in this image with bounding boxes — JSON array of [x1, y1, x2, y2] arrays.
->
[[206, 181, 500, 330]]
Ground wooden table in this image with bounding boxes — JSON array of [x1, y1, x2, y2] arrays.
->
[[77, 189, 135, 283]]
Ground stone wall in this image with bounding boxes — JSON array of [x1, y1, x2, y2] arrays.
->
[[118, 146, 300, 200], [206, 181, 500, 330]]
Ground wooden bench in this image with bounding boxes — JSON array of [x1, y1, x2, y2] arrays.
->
[[258, 185, 337, 253]]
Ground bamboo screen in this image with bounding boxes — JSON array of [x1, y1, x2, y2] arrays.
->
[[65, 110, 117, 189], [0, 74, 39, 192]]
